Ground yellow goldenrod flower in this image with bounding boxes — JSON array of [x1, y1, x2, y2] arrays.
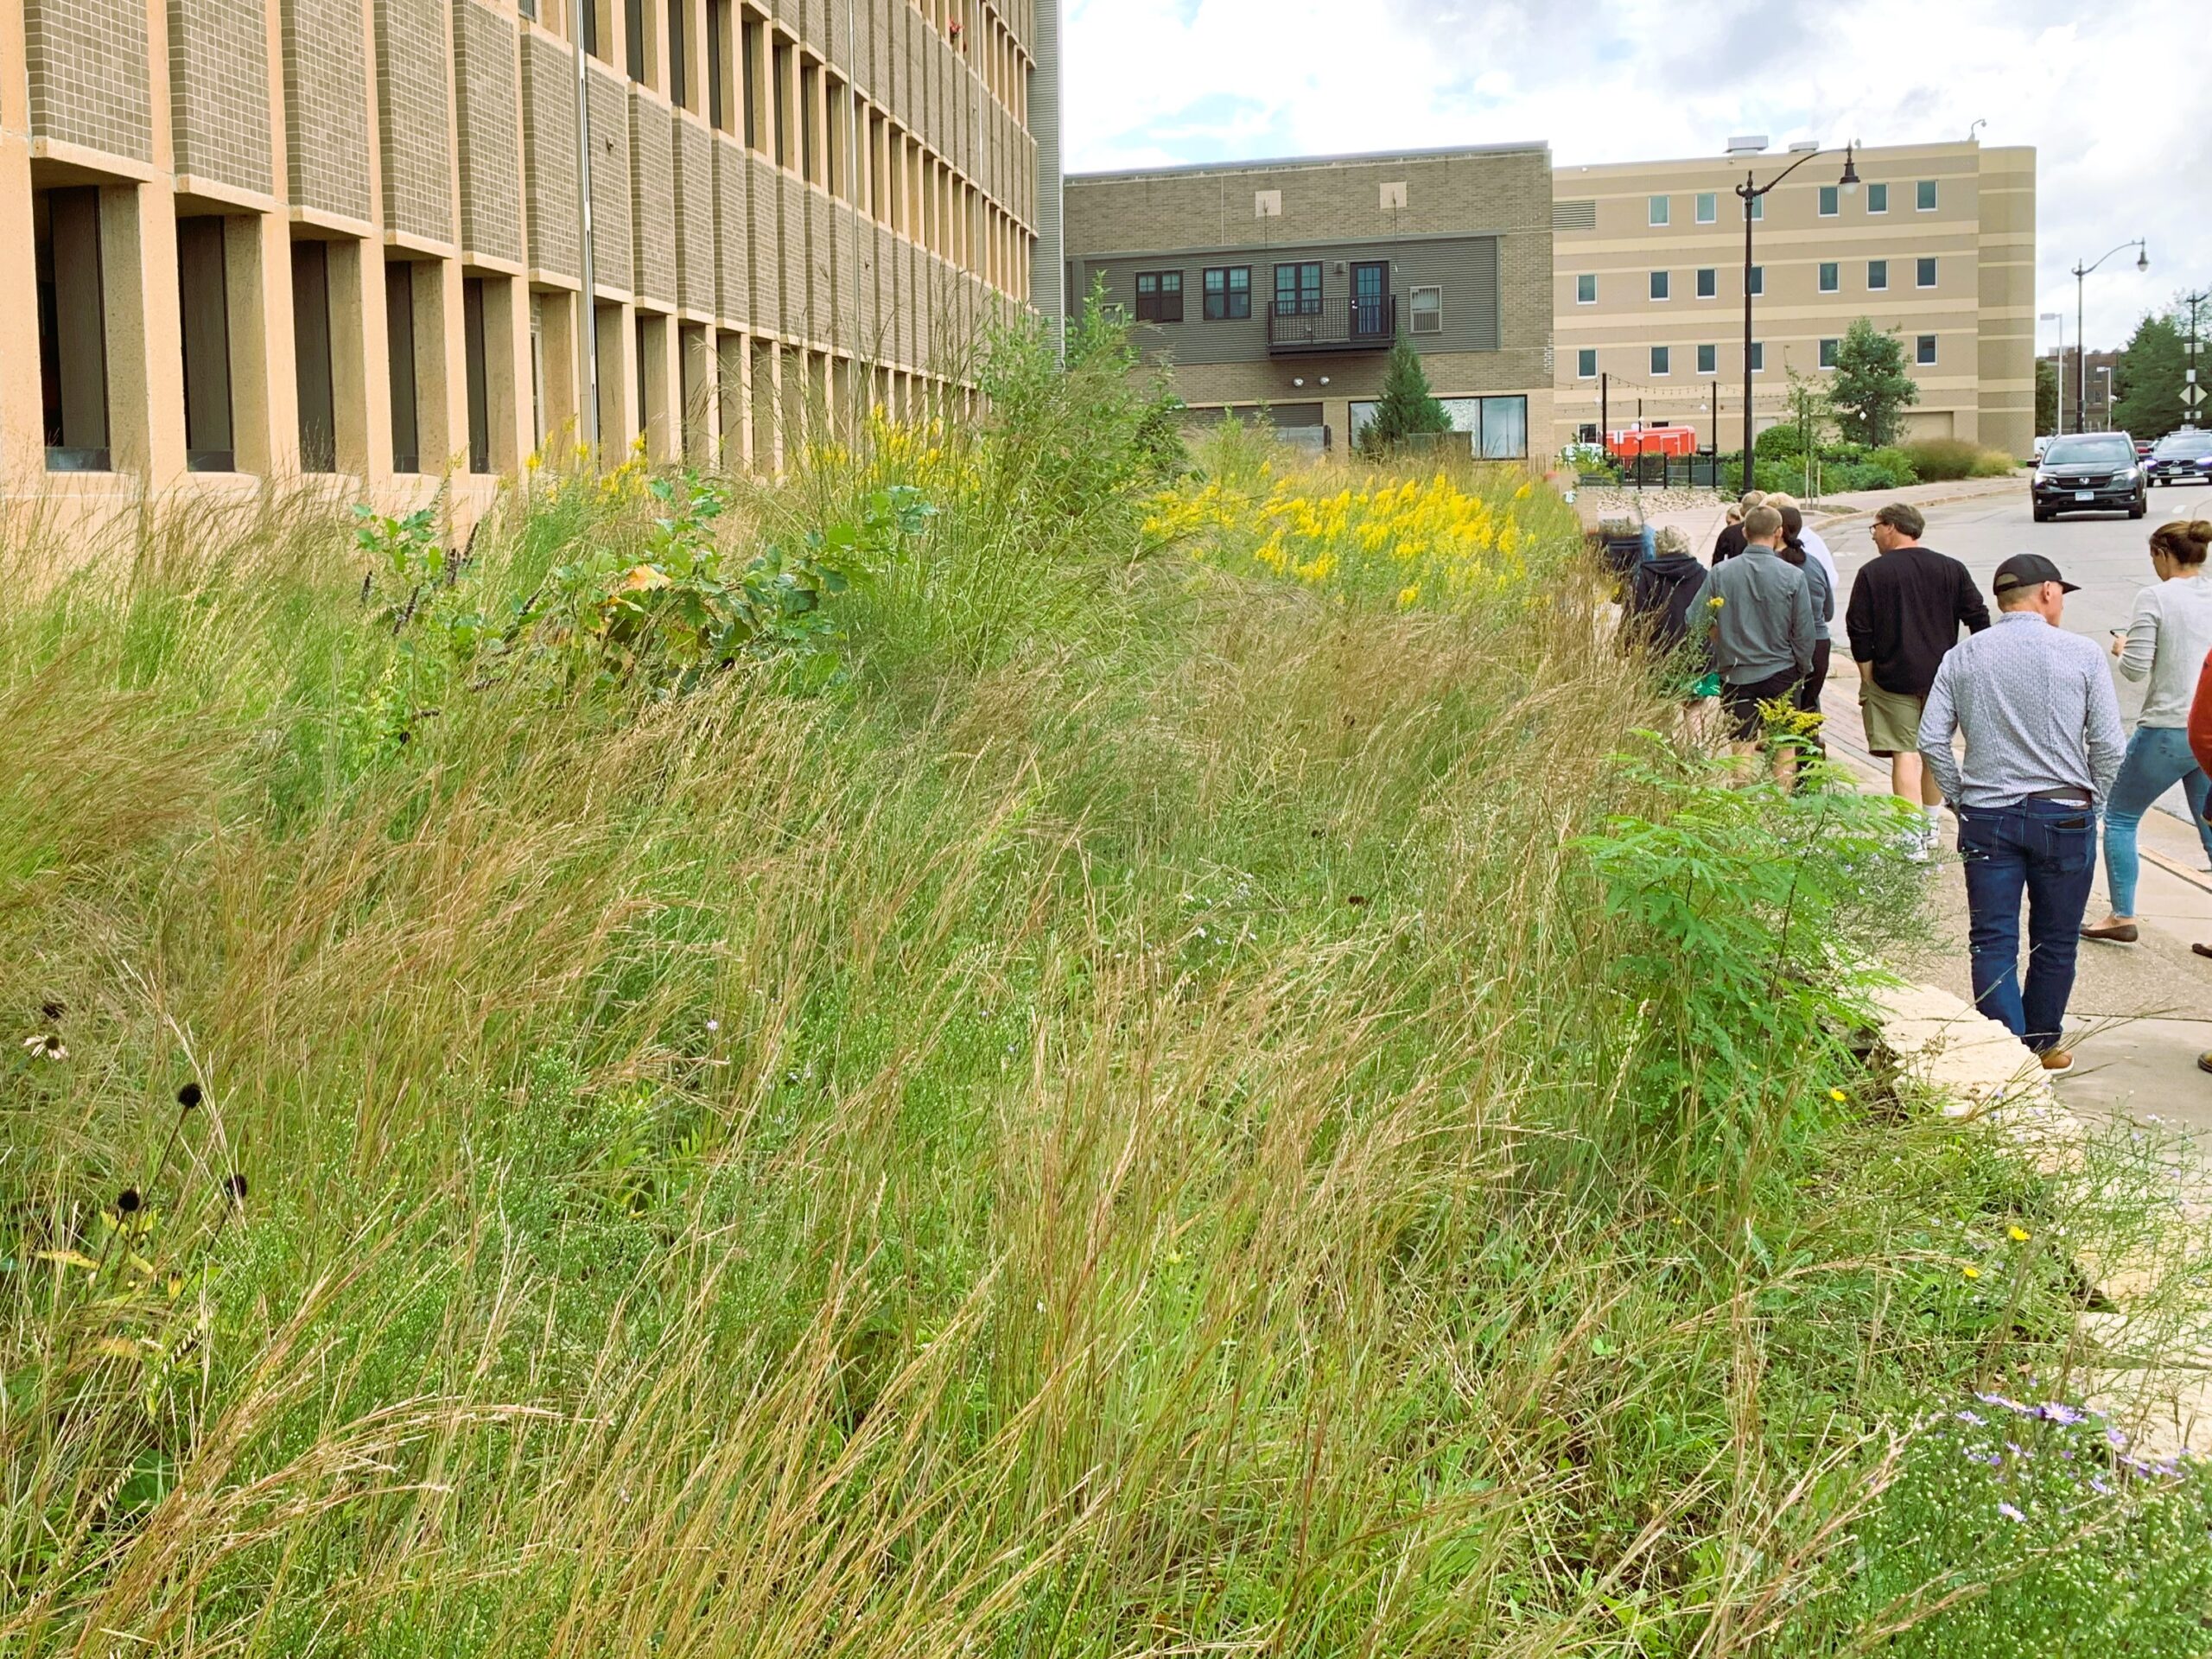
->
[[2008, 1225, 2030, 1243]]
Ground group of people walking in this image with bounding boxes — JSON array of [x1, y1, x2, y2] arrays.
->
[[1624, 490, 2212, 1081]]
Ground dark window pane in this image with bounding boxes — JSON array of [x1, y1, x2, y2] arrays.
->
[[292, 239, 336, 473], [177, 215, 235, 472]]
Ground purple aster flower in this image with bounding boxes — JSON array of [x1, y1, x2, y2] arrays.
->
[[1998, 1502, 2026, 1523], [1957, 1410, 1986, 1427], [2107, 1427, 2130, 1451], [2037, 1402, 2086, 1426], [2091, 1476, 2113, 1496]]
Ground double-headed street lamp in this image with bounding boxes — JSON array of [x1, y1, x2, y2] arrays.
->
[[2071, 238, 2147, 435], [1736, 143, 1859, 493]]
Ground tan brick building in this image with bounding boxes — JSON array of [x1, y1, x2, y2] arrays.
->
[[1552, 139, 2036, 461], [2, 0, 1062, 516], [1064, 145, 1555, 457]]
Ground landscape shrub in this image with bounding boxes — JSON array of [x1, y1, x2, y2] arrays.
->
[[2, 309, 2202, 1656], [1904, 436, 2018, 482]]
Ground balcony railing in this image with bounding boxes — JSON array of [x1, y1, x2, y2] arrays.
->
[[1266, 295, 1396, 354]]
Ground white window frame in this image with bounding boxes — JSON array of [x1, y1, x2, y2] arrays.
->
[[1409, 284, 1443, 335], [1577, 347, 1598, 379], [1750, 341, 1765, 373], [1866, 181, 1889, 213], [1867, 259, 1889, 291], [1575, 272, 1597, 305], [1697, 343, 1717, 376], [1696, 267, 1716, 299], [1649, 194, 1670, 226], [1916, 179, 1938, 212], [1817, 260, 1839, 294], [1746, 264, 1764, 298], [1650, 345, 1671, 377], [1916, 257, 1938, 289], [1916, 334, 1938, 365], [1695, 191, 1717, 224], [1818, 185, 1838, 218], [1818, 338, 1839, 370], [1649, 270, 1670, 302]]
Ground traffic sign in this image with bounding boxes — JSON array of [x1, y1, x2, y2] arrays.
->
[[2186, 383, 2206, 409]]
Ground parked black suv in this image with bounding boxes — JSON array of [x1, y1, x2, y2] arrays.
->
[[2031, 433, 2147, 521], [2147, 429, 2212, 488]]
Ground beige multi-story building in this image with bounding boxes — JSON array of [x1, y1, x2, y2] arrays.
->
[[1551, 139, 2036, 461], [1, 0, 1062, 518], [1065, 144, 1554, 457]]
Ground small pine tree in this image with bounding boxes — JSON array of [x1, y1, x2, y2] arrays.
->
[[2111, 312, 2187, 441], [1829, 318, 1920, 446], [1359, 334, 1454, 455]]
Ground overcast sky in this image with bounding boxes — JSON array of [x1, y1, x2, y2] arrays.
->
[[1062, 0, 2207, 351]]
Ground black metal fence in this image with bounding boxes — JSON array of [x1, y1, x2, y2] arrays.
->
[[1267, 296, 1396, 353], [1580, 454, 1731, 490]]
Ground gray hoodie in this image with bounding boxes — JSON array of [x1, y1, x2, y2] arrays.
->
[[1697, 543, 1815, 683]]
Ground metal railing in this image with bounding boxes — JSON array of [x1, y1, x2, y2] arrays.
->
[[1267, 296, 1396, 353]]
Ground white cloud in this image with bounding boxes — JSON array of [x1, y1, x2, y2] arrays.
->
[[1064, 0, 2208, 350]]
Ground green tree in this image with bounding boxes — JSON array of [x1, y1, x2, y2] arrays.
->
[[2035, 356, 2058, 437], [1828, 318, 1920, 446], [2111, 312, 2187, 440], [1358, 334, 1453, 455]]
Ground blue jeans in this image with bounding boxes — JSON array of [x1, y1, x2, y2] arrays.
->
[[2101, 727, 2212, 917], [1958, 798, 2098, 1052]]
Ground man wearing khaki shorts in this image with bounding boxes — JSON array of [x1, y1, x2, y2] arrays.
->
[[1845, 503, 1992, 849]]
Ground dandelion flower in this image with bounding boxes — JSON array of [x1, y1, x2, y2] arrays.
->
[[1708, 595, 1726, 608], [1829, 1088, 1848, 1103], [1997, 1501, 2026, 1523], [2007, 1224, 2029, 1243], [1961, 1264, 1981, 1281]]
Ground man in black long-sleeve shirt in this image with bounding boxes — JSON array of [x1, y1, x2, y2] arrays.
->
[[1845, 502, 1992, 830]]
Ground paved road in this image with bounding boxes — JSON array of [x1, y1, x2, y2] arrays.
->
[[1825, 475, 2212, 827]]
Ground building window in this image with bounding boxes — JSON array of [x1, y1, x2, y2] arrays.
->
[[1749, 195, 1763, 221], [1477, 395, 1528, 459], [1818, 260, 1839, 293], [1409, 285, 1442, 334], [1697, 343, 1716, 375], [1578, 423, 1599, 445], [626, 0, 646, 80], [1202, 265, 1249, 321], [1695, 191, 1717, 224], [741, 17, 761, 148], [1746, 265, 1764, 297], [177, 215, 235, 473], [707, 0, 727, 128], [1695, 267, 1715, 299], [799, 63, 818, 183], [1750, 341, 1765, 372], [1819, 338, 1839, 369], [1818, 184, 1839, 217], [1134, 270, 1183, 323], [1866, 181, 1888, 213], [1917, 334, 1938, 365], [386, 260, 420, 474], [34, 186, 110, 473], [1917, 256, 1937, 288], [1577, 347, 1597, 378], [1650, 345, 1670, 376], [1649, 270, 1669, 301], [1916, 179, 1938, 211], [1867, 259, 1888, 291], [291, 238, 336, 473], [1649, 194, 1669, 226], [463, 276, 492, 475], [1575, 272, 1596, 304], [1274, 262, 1321, 316]]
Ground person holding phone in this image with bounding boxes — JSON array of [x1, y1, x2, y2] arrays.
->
[[2080, 519, 2212, 944]]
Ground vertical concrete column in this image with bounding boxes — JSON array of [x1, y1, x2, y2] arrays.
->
[[596, 298, 636, 454], [228, 213, 301, 477], [415, 257, 466, 474], [326, 238, 381, 479], [103, 186, 188, 486], [0, 122, 41, 483], [688, 324, 717, 464], [715, 330, 747, 470], [486, 276, 533, 474], [537, 289, 581, 455], [639, 312, 677, 462]]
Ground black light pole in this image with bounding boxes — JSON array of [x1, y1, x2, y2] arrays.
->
[[2070, 238, 2146, 435], [1738, 143, 1859, 493], [2182, 289, 2208, 429]]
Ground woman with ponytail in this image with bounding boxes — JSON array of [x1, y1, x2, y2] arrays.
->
[[2082, 518, 2212, 943]]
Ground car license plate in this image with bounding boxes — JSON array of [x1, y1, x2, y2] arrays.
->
[[2075, 490, 2095, 501]]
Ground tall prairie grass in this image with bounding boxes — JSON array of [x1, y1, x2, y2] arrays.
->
[[2, 322, 2204, 1656]]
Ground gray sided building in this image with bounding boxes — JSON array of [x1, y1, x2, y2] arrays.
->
[[1064, 143, 1554, 457]]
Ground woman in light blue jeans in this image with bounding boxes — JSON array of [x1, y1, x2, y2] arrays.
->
[[2083, 518, 2212, 942]]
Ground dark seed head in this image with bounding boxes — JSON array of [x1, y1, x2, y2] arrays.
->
[[1346, 895, 1369, 908], [222, 1173, 248, 1202], [41, 999, 65, 1022], [176, 1082, 203, 1109], [42, 1034, 63, 1054], [117, 1187, 143, 1214]]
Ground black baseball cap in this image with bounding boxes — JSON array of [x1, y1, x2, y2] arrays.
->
[[1992, 554, 2081, 597]]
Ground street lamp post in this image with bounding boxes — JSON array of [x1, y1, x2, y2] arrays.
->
[[2071, 238, 2147, 435], [1737, 143, 1859, 493], [2183, 290, 2209, 429]]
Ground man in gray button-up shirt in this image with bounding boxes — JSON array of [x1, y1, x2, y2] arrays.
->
[[1917, 556, 2124, 1069]]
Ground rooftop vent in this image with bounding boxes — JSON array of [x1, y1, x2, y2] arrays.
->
[[1725, 135, 1769, 156], [1788, 139, 1820, 152]]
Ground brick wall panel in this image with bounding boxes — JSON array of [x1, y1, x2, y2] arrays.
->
[[714, 136, 752, 330], [453, 2, 523, 264], [520, 31, 579, 278], [747, 153, 784, 336], [376, 0, 454, 243], [628, 92, 677, 305], [283, 0, 373, 220], [169, 0, 273, 193], [674, 118, 715, 313], [779, 173, 805, 338], [586, 66, 632, 293], [26, 0, 152, 162]]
